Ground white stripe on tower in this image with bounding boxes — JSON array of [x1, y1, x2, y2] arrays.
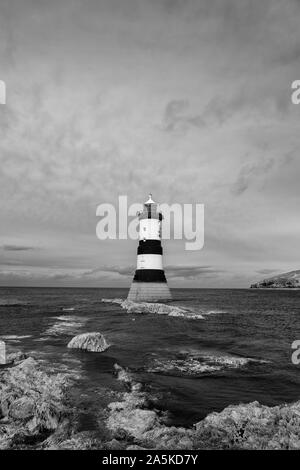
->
[[137, 254, 163, 270], [139, 219, 160, 240]]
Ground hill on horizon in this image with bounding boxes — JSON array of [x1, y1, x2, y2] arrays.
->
[[251, 270, 300, 289]]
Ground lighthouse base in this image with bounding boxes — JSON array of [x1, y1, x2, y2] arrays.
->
[[127, 282, 172, 302]]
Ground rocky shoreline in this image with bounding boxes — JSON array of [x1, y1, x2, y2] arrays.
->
[[102, 298, 205, 319], [1, 352, 300, 450], [0, 354, 73, 449]]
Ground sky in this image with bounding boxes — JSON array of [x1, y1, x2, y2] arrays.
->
[[0, 0, 299, 288]]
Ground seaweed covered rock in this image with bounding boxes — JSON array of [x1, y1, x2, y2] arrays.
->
[[67, 332, 110, 352], [193, 400, 300, 450], [0, 356, 71, 449]]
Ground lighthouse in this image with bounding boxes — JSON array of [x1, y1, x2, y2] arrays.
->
[[127, 194, 172, 302]]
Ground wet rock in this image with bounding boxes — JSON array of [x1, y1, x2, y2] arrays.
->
[[126, 444, 147, 450], [47, 431, 103, 450], [67, 332, 110, 352], [9, 397, 35, 420], [104, 438, 127, 450], [107, 364, 163, 444], [142, 425, 194, 450], [106, 363, 300, 450], [6, 352, 27, 365], [41, 419, 73, 449], [108, 404, 158, 439], [102, 298, 203, 319]]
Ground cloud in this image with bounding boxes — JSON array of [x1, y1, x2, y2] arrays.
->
[[162, 99, 205, 132], [256, 269, 278, 275], [1, 244, 35, 251], [165, 265, 224, 279], [84, 265, 135, 277], [231, 148, 297, 196], [231, 157, 275, 196]]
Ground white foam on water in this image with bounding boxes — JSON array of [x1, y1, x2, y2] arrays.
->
[[148, 357, 223, 375], [45, 315, 88, 336], [52, 315, 86, 322], [102, 298, 206, 320], [0, 335, 32, 340], [0, 299, 28, 306], [33, 337, 52, 342], [146, 352, 269, 376]]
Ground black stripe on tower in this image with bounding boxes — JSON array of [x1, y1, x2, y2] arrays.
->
[[133, 269, 167, 283], [137, 240, 163, 255]]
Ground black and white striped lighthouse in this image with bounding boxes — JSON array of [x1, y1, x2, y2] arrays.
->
[[127, 194, 172, 302]]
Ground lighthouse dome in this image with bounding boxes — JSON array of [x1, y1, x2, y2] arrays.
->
[[145, 193, 155, 204]]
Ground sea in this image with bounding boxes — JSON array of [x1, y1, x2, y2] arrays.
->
[[0, 287, 300, 431]]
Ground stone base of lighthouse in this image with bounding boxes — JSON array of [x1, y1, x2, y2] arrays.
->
[[127, 281, 172, 302], [128, 268, 172, 302]]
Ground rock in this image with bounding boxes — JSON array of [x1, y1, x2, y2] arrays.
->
[[0, 355, 72, 449], [107, 363, 300, 450], [193, 400, 300, 450], [67, 332, 110, 352], [106, 364, 160, 441], [6, 352, 27, 365], [142, 425, 194, 450], [126, 444, 147, 450], [251, 270, 300, 288], [104, 438, 127, 450], [102, 298, 203, 319], [9, 397, 35, 420], [46, 430, 103, 450], [108, 406, 158, 439], [41, 419, 73, 449]]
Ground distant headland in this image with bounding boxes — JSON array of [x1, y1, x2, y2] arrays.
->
[[250, 270, 300, 289]]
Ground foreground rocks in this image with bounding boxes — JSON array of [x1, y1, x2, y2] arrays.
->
[[106, 363, 300, 450], [67, 332, 110, 352], [1, 353, 300, 449], [0, 356, 72, 449], [102, 298, 204, 319], [194, 400, 300, 449]]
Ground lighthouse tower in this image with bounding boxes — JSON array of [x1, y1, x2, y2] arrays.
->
[[127, 194, 172, 302]]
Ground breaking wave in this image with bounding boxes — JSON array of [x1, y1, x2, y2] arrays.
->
[[44, 315, 88, 337], [0, 299, 29, 306], [102, 298, 205, 319], [145, 352, 269, 377]]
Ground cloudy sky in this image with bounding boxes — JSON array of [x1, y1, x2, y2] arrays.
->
[[0, 0, 299, 288]]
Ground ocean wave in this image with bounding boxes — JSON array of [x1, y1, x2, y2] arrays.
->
[[33, 337, 52, 342], [44, 315, 88, 336], [0, 299, 28, 306], [0, 334, 32, 340]]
